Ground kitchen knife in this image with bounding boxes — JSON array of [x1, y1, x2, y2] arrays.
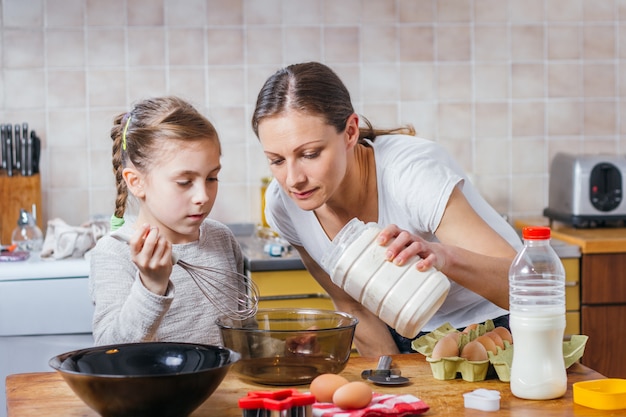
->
[[30, 131, 41, 174], [22, 123, 30, 176], [20, 132, 27, 176], [25, 129, 33, 176], [1, 124, 6, 170], [6, 124, 13, 176], [13, 124, 22, 173]]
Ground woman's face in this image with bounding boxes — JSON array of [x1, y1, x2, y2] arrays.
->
[[125, 138, 221, 243], [258, 111, 356, 211]]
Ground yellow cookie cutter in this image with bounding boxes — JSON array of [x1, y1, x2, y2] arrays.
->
[[573, 378, 626, 410]]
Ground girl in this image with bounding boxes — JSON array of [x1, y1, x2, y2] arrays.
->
[[89, 96, 244, 346], [252, 62, 522, 356]]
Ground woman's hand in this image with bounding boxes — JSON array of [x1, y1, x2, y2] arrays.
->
[[128, 224, 173, 295], [376, 224, 446, 272]]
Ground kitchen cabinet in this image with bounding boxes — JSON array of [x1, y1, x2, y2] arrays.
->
[[0, 173, 43, 245], [580, 253, 626, 379], [516, 218, 626, 378], [545, 238, 582, 337], [0, 254, 93, 417], [563, 257, 581, 336], [248, 269, 334, 310]]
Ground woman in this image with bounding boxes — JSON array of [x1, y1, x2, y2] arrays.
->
[[252, 62, 522, 356]]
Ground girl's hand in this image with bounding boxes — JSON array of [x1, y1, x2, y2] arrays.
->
[[376, 224, 445, 272], [285, 326, 321, 356], [128, 224, 173, 295]]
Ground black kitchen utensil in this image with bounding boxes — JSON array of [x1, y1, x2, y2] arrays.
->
[[30, 130, 41, 174], [16, 125, 21, 171], [15, 126, 23, 174], [6, 124, 13, 176], [21, 123, 30, 176], [1, 124, 6, 170], [361, 355, 410, 386], [25, 130, 32, 176]]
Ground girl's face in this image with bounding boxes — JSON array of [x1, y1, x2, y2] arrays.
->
[[125, 138, 221, 244], [258, 111, 357, 211]]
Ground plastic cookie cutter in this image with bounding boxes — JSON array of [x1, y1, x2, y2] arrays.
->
[[239, 388, 315, 417], [573, 378, 626, 410], [463, 389, 501, 412]]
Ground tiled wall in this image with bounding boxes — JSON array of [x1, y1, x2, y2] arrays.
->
[[1, 0, 625, 232]]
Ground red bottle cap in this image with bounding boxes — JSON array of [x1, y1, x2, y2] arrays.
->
[[522, 226, 551, 240]]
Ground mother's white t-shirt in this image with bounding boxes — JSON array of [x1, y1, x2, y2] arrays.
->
[[265, 134, 521, 331]]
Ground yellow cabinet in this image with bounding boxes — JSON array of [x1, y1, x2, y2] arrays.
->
[[247, 269, 335, 310], [563, 257, 580, 336]]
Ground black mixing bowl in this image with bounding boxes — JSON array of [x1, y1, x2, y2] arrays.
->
[[49, 342, 240, 417]]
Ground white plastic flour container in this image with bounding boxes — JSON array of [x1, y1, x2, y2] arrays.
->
[[321, 219, 450, 338]]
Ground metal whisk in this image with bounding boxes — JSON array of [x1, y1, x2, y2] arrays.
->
[[111, 230, 259, 320]]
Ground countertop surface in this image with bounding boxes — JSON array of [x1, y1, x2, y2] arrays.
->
[[237, 235, 305, 272], [5, 353, 611, 417], [515, 217, 626, 254], [228, 222, 306, 272], [0, 252, 89, 281]]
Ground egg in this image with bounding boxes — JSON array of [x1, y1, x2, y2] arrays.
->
[[474, 334, 498, 354], [485, 331, 505, 350], [462, 323, 478, 333], [310, 374, 349, 403], [332, 381, 373, 410], [431, 332, 460, 359], [460, 340, 489, 361], [491, 326, 513, 345]]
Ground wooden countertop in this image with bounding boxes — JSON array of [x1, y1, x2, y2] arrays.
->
[[514, 217, 626, 254], [6, 353, 613, 416]]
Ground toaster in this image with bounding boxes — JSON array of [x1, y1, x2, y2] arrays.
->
[[543, 152, 626, 228]]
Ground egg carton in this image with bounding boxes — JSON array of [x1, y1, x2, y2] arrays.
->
[[411, 321, 588, 382]]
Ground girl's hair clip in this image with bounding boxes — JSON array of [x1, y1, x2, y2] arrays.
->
[[122, 114, 132, 151]]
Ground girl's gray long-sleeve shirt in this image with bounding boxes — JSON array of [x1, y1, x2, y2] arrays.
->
[[88, 219, 244, 346]]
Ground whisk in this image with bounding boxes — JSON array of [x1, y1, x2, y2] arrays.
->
[[110, 230, 259, 320]]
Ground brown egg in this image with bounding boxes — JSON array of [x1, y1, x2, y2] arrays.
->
[[332, 381, 373, 409], [475, 334, 498, 354], [460, 340, 489, 361], [485, 331, 504, 350], [431, 333, 460, 359], [491, 326, 513, 345], [462, 323, 478, 333], [310, 374, 349, 403]]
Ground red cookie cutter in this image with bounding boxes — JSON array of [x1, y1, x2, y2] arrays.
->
[[239, 389, 316, 416]]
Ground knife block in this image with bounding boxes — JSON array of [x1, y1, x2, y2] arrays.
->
[[0, 173, 43, 245]]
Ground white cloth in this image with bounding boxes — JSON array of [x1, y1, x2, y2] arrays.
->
[[41, 218, 108, 259], [265, 134, 522, 331], [88, 219, 244, 346]]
